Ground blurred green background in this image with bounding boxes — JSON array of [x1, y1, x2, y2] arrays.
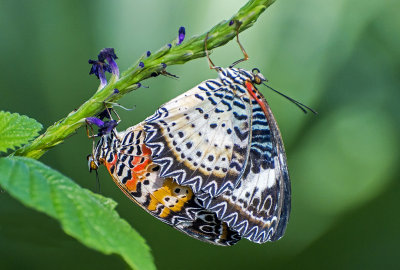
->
[[1, 0, 399, 269]]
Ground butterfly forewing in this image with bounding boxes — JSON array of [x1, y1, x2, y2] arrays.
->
[[144, 78, 252, 196]]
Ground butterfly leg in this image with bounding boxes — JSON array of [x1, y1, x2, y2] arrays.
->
[[229, 20, 249, 68], [204, 32, 218, 70], [85, 121, 98, 139]]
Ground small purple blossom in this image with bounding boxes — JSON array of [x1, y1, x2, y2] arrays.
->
[[98, 120, 118, 136], [113, 88, 119, 94], [88, 59, 110, 87], [86, 117, 105, 128], [177, 26, 185, 45], [229, 20, 234, 26], [139, 62, 145, 68], [161, 63, 167, 69], [146, 51, 151, 57], [87, 115, 118, 136], [88, 48, 119, 88], [98, 48, 119, 78], [97, 109, 111, 120], [98, 48, 117, 62], [167, 43, 172, 48]]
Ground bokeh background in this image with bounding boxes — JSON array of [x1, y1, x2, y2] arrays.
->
[[1, 0, 399, 269]]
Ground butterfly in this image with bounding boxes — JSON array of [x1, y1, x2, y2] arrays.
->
[[88, 21, 314, 245]]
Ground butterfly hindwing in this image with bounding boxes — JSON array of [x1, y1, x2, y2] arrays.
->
[[195, 94, 290, 243], [96, 124, 241, 246]]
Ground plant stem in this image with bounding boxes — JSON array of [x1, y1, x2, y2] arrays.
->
[[14, 0, 276, 159]]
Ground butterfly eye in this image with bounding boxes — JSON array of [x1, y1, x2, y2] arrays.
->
[[251, 68, 267, 84]]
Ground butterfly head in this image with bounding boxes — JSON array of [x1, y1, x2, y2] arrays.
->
[[218, 67, 267, 86], [250, 68, 267, 85], [87, 135, 113, 172], [87, 154, 99, 172]]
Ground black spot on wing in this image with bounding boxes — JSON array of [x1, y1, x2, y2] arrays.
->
[[233, 112, 247, 120], [195, 94, 204, 101], [234, 126, 249, 141], [208, 97, 217, 105]]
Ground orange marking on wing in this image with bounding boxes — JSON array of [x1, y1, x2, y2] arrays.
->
[[133, 158, 151, 172], [142, 144, 152, 156], [245, 81, 269, 116], [147, 193, 171, 218], [131, 156, 141, 167], [147, 178, 193, 218], [125, 174, 138, 191], [104, 154, 118, 170]]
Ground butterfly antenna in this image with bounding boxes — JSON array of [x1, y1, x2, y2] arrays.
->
[[263, 83, 318, 114], [95, 170, 101, 193]]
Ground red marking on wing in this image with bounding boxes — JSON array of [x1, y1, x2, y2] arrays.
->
[[104, 154, 118, 169], [245, 81, 269, 116], [132, 156, 141, 166], [131, 145, 152, 172], [142, 144, 152, 156], [133, 158, 151, 172]]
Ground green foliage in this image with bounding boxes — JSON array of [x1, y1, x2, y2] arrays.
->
[[0, 157, 155, 270], [0, 111, 42, 153]]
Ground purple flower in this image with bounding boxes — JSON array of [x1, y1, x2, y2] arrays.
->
[[229, 20, 234, 26], [88, 59, 110, 88], [98, 48, 119, 78], [98, 120, 118, 136], [146, 51, 151, 57], [86, 116, 118, 136], [139, 62, 145, 68], [97, 109, 111, 120], [86, 117, 105, 128], [177, 26, 185, 45], [161, 63, 167, 69], [88, 48, 119, 88]]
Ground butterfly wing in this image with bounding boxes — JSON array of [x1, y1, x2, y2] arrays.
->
[[196, 93, 290, 243], [144, 79, 252, 197], [99, 124, 241, 246]]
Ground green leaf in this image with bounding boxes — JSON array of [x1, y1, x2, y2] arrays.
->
[[0, 111, 42, 153], [0, 157, 155, 270]]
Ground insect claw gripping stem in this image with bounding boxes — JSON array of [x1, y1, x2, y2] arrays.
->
[[205, 19, 249, 70]]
